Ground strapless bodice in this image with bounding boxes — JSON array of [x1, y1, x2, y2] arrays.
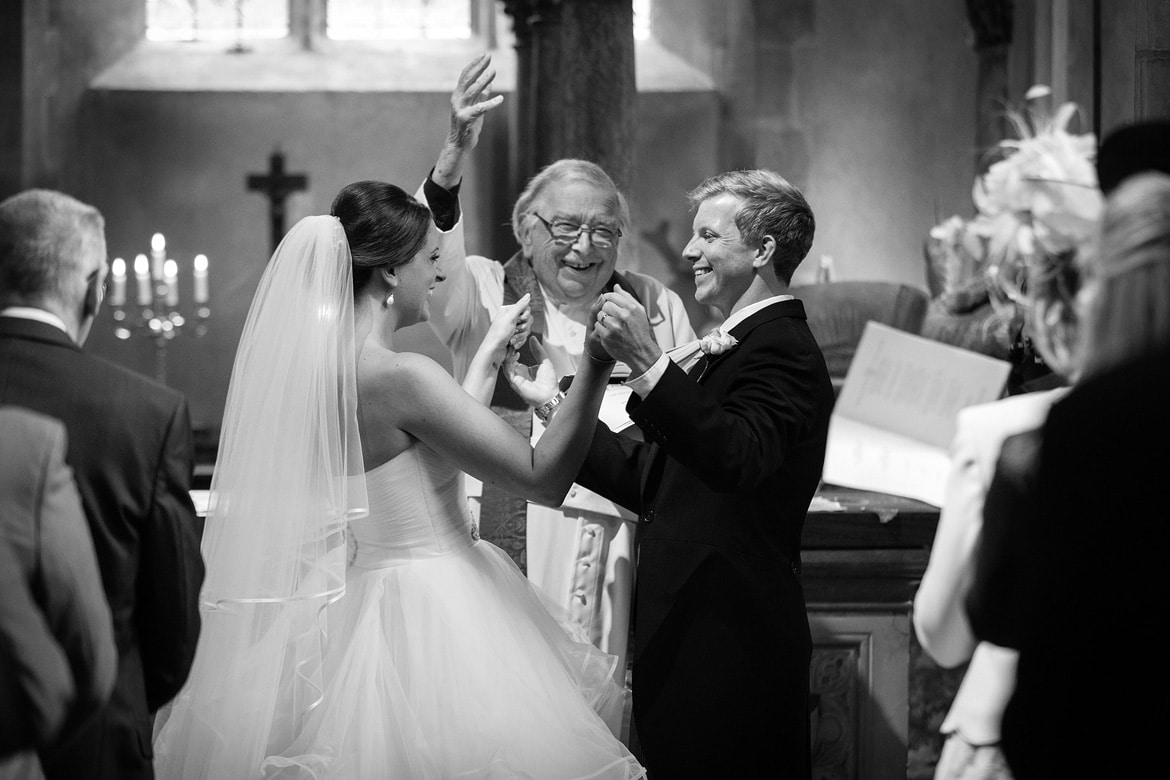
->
[[348, 442, 478, 568]]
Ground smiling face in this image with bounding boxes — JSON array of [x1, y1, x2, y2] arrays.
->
[[683, 193, 762, 316], [388, 223, 443, 328], [520, 179, 622, 308]]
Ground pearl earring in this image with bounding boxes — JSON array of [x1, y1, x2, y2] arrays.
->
[[384, 291, 395, 308]]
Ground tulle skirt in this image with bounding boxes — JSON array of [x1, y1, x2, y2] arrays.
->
[[158, 539, 644, 779]]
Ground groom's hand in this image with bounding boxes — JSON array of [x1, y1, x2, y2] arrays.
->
[[595, 285, 662, 375]]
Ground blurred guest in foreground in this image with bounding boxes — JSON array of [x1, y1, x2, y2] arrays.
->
[[913, 108, 1100, 780], [1, 407, 115, 780], [967, 170, 1170, 780], [0, 190, 204, 780]]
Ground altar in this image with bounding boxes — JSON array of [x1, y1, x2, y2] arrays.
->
[[805, 486, 949, 780]]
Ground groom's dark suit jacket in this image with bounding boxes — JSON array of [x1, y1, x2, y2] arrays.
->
[[0, 316, 204, 780], [578, 299, 833, 779]]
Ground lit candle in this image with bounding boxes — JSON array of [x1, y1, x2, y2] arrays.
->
[[164, 259, 179, 306], [151, 233, 166, 281], [110, 257, 127, 306], [193, 254, 209, 304], [134, 254, 151, 305]]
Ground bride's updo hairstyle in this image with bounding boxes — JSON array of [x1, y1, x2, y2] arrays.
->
[[331, 180, 432, 291]]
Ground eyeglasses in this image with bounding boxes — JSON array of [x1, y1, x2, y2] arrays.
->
[[532, 214, 622, 249]]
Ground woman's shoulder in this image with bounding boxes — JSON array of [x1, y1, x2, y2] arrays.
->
[[359, 347, 453, 398]]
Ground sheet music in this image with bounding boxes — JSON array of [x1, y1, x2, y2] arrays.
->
[[822, 322, 1012, 506]]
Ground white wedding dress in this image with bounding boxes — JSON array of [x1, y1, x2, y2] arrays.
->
[[259, 441, 643, 779], [153, 215, 642, 779]]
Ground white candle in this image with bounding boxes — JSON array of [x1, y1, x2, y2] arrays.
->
[[134, 254, 151, 305], [164, 259, 179, 306], [151, 233, 166, 281], [193, 254, 209, 304], [110, 257, 127, 306]]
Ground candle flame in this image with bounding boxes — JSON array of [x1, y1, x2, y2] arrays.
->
[[111, 257, 126, 277], [194, 254, 208, 272], [152, 233, 165, 252], [134, 254, 149, 275], [164, 259, 178, 278]]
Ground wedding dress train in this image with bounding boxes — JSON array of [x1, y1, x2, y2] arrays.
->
[[258, 441, 642, 779]]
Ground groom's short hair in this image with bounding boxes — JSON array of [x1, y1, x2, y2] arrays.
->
[[687, 170, 815, 285], [0, 189, 105, 307]]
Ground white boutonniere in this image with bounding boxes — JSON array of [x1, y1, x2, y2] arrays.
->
[[699, 330, 738, 356]]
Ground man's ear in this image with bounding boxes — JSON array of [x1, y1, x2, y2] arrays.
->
[[753, 235, 777, 269], [82, 274, 103, 319], [517, 215, 535, 256]]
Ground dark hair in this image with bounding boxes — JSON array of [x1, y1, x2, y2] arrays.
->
[[687, 169, 815, 284], [1077, 172, 1170, 379], [1096, 120, 1170, 196], [330, 181, 432, 291]]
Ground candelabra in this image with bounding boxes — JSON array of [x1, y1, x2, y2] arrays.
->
[[109, 233, 211, 385]]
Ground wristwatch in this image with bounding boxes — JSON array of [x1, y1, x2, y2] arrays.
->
[[534, 391, 566, 424]]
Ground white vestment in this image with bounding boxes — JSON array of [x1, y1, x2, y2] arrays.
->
[[420, 187, 696, 736]]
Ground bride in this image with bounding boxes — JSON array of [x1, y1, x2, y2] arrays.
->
[[152, 180, 645, 779]]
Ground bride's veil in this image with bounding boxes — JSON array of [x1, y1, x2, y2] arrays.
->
[[154, 215, 368, 777]]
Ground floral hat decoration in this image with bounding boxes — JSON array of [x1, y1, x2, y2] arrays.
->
[[929, 85, 1104, 376]]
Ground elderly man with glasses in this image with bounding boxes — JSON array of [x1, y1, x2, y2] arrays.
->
[[417, 56, 695, 739]]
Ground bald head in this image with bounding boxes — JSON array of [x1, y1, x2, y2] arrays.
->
[[0, 189, 107, 340]]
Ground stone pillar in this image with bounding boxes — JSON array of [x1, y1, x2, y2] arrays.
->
[[503, 0, 636, 192], [966, 0, 1015, 169]]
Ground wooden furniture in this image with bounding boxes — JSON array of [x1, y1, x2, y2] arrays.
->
[[804, 486, 941, 780], [790, 282, 930, 393]]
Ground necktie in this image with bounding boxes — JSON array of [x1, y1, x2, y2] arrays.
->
[[665, 340, 706, 375]]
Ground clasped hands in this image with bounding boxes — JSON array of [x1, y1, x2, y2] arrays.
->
[[495, 286, 661, 411], [590, 285, 662, 376]]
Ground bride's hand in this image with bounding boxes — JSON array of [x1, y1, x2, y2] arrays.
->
[[484, 293, 532, 364], [504, 338, 560, 408]]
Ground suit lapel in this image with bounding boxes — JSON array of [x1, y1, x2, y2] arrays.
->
[[637, 298, 809, 499]]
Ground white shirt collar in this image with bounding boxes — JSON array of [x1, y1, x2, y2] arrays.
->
[[717, 293, 795, 335], [0, 306, 71, 336]]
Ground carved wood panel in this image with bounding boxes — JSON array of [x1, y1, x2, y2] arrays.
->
[[809, 611, 910, 780]]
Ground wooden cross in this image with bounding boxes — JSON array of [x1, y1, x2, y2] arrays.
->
[[246, 149, 308, 255]]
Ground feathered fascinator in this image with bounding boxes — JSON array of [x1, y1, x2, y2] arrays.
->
[[972, 85, 1104, 307]]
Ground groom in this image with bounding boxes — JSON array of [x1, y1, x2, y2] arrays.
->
[[577, 170, 834, 778]]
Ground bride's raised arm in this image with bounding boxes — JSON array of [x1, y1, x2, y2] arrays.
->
[[459, 293, 532, 405], [371, 301, 613, 506]]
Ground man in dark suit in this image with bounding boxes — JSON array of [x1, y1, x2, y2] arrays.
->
[[576, 170, 834, 777], [1, 407, 116, 776], [0, 190, 204, 780]]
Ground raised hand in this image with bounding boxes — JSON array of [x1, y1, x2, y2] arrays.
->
[[504, 338, 561, 408], [462, 293, 531, 405], [585, 295, 614, 364], [486, 293, 533, 361], [593, 284, 661, 373], [434, 54, 504, 190]]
